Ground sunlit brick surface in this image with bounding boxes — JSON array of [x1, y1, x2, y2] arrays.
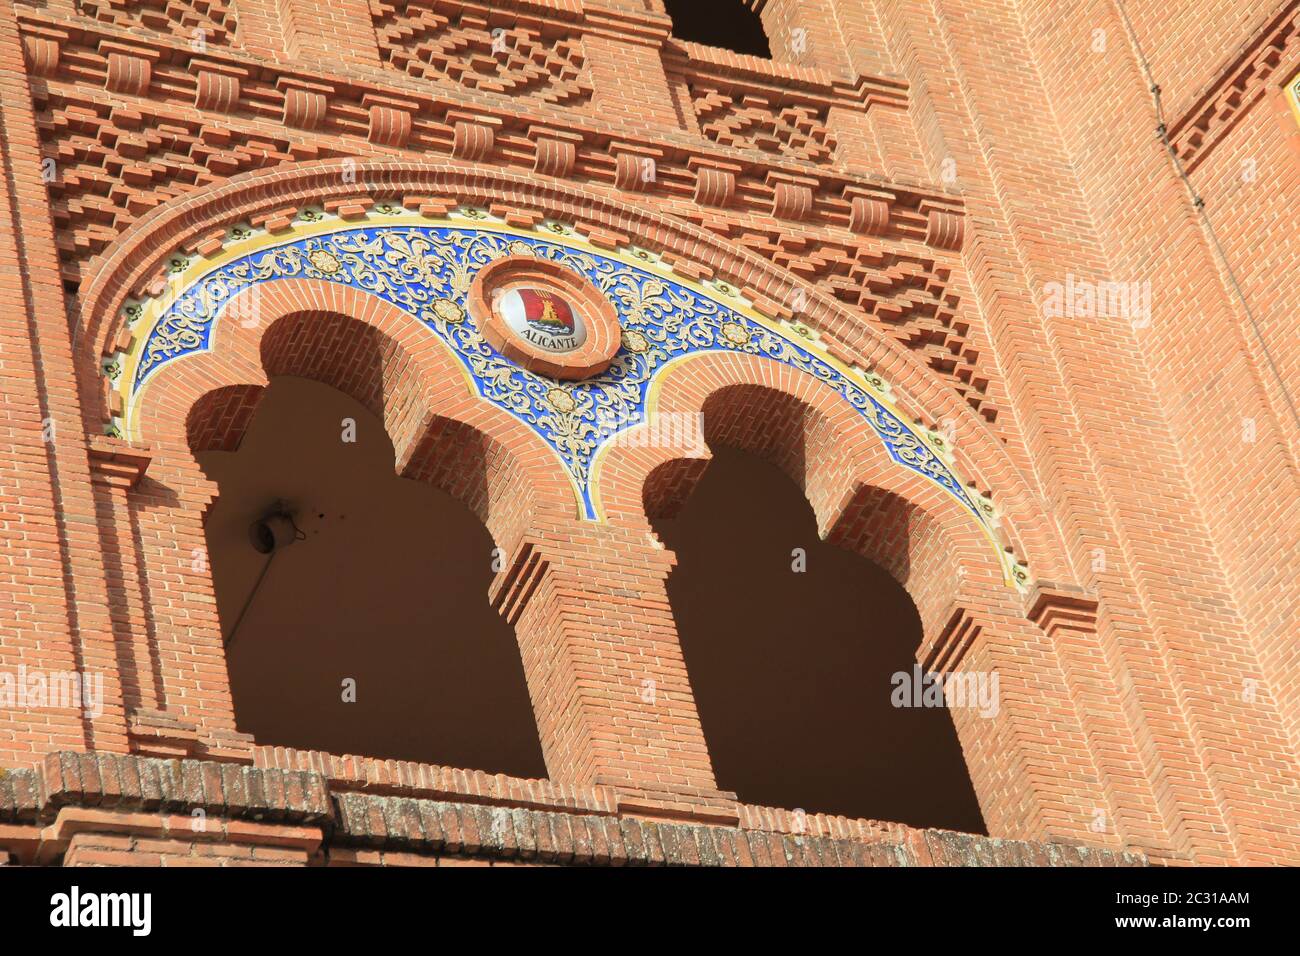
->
[[0, 0, 1296, 866]]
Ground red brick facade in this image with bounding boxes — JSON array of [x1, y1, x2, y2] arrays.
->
[[0, 0, 1296, 867]]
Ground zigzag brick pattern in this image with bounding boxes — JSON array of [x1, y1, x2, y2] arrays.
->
[[371, 0, 593, 107]]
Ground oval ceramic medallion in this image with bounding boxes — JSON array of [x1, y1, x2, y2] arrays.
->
[[470, 254, 622, 380]]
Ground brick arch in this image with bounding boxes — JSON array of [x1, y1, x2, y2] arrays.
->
[[598, 350, 1117, 841], [78, 158, 1074, 584], [79, 164, 1124, 835], [136, 278, 575, 550], [115, 277, 582, 760], [186, 384, 264, 454], [595, 350, 1006, 641]]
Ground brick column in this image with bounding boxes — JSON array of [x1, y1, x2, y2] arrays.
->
[[86, 439, 154, 734], [492, 521, 737, 822], [826, 490, 1121, 847], [260, 0, 382, 69], [127, 452, 243, 749], [929, 600, 1123, 847], [582, 4, 683, 134]]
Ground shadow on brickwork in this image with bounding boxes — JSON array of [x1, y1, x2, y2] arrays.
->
[[663, 0, 771, 57], [196, 376, 548, 779], [655, 445, 987, 834]]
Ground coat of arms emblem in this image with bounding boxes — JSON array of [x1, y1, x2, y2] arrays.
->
[[499, 287, 586, 353]]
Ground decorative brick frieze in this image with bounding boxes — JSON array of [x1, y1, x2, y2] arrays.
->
[[20, 13, 970, 297], [612, 143, 663, 192], [687, 82, 836, 164], [922, 204, 965, 252], [846, 188, 893, 236], [448, 110, 499, 161], [364, 93, 421, 149], [77, 0, 239, 48], [371, 0, 593, 108], [664, 38, 897, 168], [100, 39, 157, 96], [701, 216, 995, 421], [193, 59, 247, 113], [689, 156, 740, 206], [529, 124, 583, 178], [20, 23, 65, 77], [73, 162, 1003, 522], [767, 170, 818, 220], [277, 76, 331, 130]]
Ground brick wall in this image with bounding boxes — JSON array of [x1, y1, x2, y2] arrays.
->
[[0, 0, 1295, 865]]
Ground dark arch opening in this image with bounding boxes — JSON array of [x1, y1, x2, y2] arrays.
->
[[664, 0, 771, 57], [195, 376, 547, 778], [652, 445, 986, 833]]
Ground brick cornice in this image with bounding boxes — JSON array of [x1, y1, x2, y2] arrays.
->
[[27, 752, 329, 825], [489, 540, 552, 626], [578, 3, 672, 46], [1166, 0, 1300, 171], [0, 752, 1150, 866], [919, 605, 982, 674], [254, 744, 617, 815], [18, 8, 960, 255], [1025, 581, 1101, 634], [663, 38, 910, 113]]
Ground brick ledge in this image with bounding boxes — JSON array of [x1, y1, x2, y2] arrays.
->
[[0, 753, 1148, 867]]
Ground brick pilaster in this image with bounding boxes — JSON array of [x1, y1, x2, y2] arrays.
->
[[493, 523, 737, 821], [0, 1, 129, 761]]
